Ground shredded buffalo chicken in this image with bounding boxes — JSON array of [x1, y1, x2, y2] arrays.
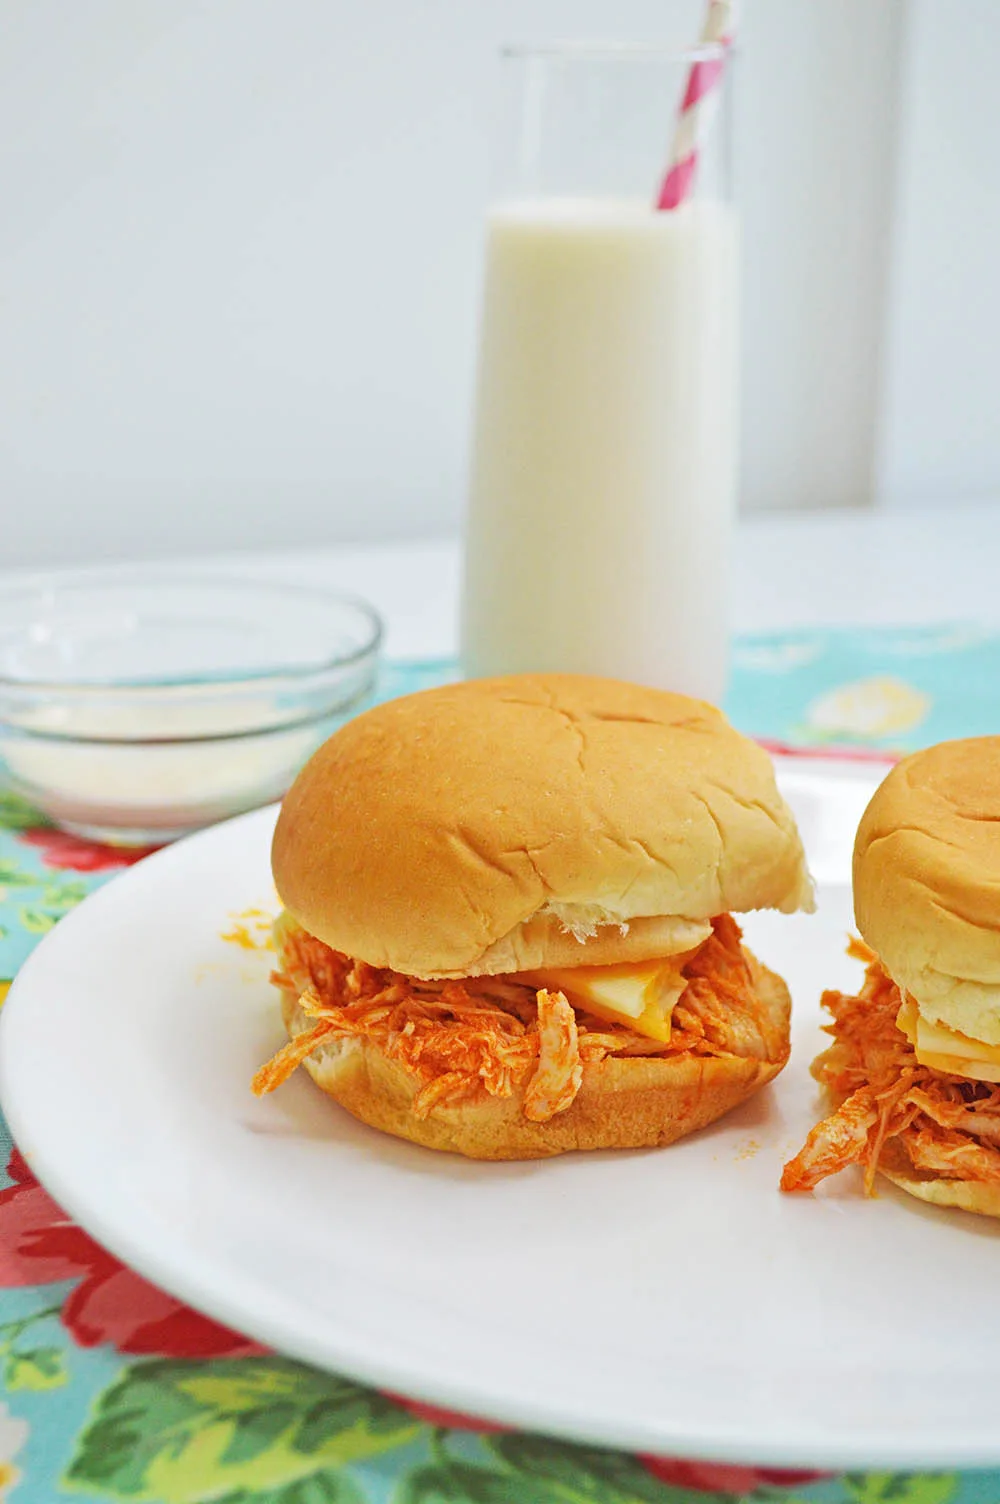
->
[[252, 914, 776, 1123], [781, 939, 1000, 1194]]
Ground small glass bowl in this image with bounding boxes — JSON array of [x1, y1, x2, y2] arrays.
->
[[0, 569, 382, 845]]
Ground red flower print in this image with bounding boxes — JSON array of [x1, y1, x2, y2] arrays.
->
[[639, 1456, 830, 1494], [60, 1263, 263, 1358], [381, 1392, 510, 1434], [20, 829, 156, 872], [0, 1149, 101, 1286], [0, 1148, 262, 1358]]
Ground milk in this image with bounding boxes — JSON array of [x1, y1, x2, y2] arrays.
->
[[461, 198, 739, 701]]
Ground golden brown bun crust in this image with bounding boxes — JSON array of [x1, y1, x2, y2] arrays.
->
[[273, 674, 813, 979], [854, 737, 1000, 1044], [877, 1141, 1000, 1219], [278, 952, 790, 1160]]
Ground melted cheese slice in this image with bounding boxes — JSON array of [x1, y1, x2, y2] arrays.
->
[[524, 958, 690, 1043], [897, 998, 1000, 1082]]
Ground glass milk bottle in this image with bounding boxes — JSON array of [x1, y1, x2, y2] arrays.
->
[[461, 45, 738, 703]]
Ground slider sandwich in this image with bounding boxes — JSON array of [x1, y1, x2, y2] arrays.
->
[[783, 737, 1000, 1215], [254, 674, 813, 1159]]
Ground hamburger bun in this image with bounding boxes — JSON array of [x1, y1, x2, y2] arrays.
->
[[880, 1166, 1000, 1220], [854, 736, 1000, 1044], [276, 952, 792, 1159], [876, 1137, 1000, 1219], [273, 673, 813, 979]]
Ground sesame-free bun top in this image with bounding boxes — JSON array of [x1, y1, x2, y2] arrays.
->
[[273, 674, 813, 979], [854, 737, 1000, 1045]]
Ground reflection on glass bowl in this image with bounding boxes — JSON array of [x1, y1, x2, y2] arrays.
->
[[0, 570, 382, 845]]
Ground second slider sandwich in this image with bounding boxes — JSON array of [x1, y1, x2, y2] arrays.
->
[[253, 674, 813, 1158], [782, 736, 1000, 1215]]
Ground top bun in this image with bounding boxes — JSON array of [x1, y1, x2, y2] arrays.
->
[[273, 674, 813, 979], [854, 737, 1000, 1044]]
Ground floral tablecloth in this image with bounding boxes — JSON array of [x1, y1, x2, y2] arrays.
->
[[2, 628, 1000, 1504]]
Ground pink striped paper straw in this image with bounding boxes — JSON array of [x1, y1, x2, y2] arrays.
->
[[656, 0, 737, 211]]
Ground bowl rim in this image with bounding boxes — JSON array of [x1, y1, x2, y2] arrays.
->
[[0, 704, 366, 748], [0, 569, 384, 693]]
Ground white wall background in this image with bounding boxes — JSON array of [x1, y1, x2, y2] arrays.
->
[[877, 0, 1000, 510], [737, 1, 904, 514], [0, 0, 992, 567]]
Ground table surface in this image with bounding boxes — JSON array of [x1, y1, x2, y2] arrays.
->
[[199, 501, 1000, 659], [8, 500, 999, 660]]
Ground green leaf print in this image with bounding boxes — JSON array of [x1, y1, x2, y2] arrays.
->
[[3, 1345, 67, 1391], [843, 1476, 957, 1504], [218, 1471, 367, 1503], [18, 905, 58, 934], [487, 1434, 720, 1504], [0, 788, 46, 830], [18, 880, 87, 933], [39, 876, 88, 907], [394, 1461, 566, 1504], [0, 857, 88, 923], [65, 1358, 420, 1503], [395, 1435, 739, 1504]]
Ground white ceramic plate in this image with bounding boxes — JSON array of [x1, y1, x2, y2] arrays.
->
[[3, 763, 999, 1470]]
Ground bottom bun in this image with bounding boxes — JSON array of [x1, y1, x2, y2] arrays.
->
[[279, 951, 790, 1160], [878, 1142, 1000, 1220]]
